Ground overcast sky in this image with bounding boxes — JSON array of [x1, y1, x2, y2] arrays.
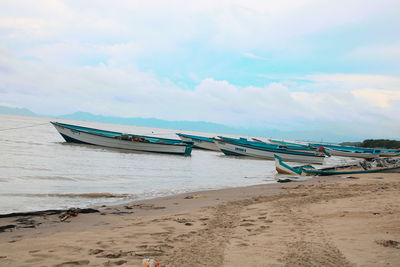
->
[[0, 0, 399, 139]]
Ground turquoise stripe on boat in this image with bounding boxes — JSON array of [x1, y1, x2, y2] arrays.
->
[[218, 136, 315, 152], [310, 143, 381, 154]]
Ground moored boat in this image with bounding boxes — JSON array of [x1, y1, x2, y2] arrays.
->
[[176, 133, 219, 151], [218, 136, 325, 155], [214, 138, 326, 164], [274, 154, 400, 176], [51, 122, 193, 156], [270, 139, 398, 159], [309, 143, 381, 159]]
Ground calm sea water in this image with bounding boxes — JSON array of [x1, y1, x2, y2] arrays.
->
[[0, 114, 355, 214], [0, 114, 281, 214]]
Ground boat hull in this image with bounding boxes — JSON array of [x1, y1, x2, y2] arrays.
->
[[215, 139, 325, 164], [326, 149, 378, 159], [52, 123, 192, 155], [304, 166, 400, 175], [178, 136, 219, 151], [274, 154, 400, 176]]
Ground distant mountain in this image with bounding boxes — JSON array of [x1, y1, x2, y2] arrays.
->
[[0, 106, 364, 142], [57, 111, 281, 136], [0, 106, 38, 117]]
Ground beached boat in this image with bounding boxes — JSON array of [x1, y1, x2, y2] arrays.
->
[[51, 122, 193, 156], [379, 151, 400, 157], [270, 139, 399, 159], [274, 154, 400, 176], [308, 143, 381, 159], [176, 133, 219, 151], [214, 138, 326, 164]]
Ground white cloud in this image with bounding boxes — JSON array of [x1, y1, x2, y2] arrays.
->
[[352, 89, 400, 109], [1, 48, 399, 136], [1, 0, 400, 139], [1, 0, 398, 55]]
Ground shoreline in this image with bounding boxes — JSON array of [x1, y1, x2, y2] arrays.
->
[[1, 174, 400, 266], [0, 179, 279, 218]]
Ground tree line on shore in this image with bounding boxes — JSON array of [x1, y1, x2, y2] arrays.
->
[[340, 139, 400, 149]]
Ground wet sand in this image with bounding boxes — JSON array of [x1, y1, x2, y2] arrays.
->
[[0, 173, 399, 266]]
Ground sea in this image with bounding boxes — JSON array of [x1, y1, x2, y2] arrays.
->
[[0, 114, 354, 215]]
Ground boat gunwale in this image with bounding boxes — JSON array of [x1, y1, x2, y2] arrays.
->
[[219, 136, 317, 152]]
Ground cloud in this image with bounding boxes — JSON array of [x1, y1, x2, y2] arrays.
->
[[1, 47, 399, 136], [352, 89, 400, 109], [1, 0, 398, 55], [1, 0, 400, 140]]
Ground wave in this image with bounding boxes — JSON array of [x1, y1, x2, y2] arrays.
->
[[5, 193, 133, 198]]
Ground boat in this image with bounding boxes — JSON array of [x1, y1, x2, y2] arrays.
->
[[274, 154, 400, 176], [379, 151, 400, 157], [176, 133, 219, 151], [51, 122, 193, 156], [268, 138, 309, 147], [218, 136, 326, 155], [213, 137, 326, 164], [220, 137, 307, 150], [269, 139, 399, 159], [308, 143, 400, 159]]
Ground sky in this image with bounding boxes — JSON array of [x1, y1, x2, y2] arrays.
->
[[0, 0, 399, 140]]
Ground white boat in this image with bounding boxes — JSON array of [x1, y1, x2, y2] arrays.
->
[[51, 122, 193, 156], [324, 148, 379, 159], [274, 154, 400, 176], [214, 138, 325, 164], [176, 133, 219, 151]]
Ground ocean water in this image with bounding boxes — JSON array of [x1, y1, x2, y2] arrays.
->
[[0, 114, 281, 214], [0, 114, 357, 214]]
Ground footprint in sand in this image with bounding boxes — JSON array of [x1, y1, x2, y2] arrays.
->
[[103, 260, 127, 266], [88, 249, 104, 255], [53, 260, 90, 266]]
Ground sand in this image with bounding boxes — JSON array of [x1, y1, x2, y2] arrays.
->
[[0, 173, 399, 266]]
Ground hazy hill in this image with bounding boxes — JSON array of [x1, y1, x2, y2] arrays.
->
[[0, 106, 38, 117], [0, 105, 366, 142], [57, 111, 282, 137]]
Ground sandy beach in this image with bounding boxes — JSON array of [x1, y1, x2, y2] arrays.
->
[[1, 173, 399, 267]]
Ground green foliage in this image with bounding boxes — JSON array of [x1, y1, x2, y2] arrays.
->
[[360, 139, 400, 149]]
